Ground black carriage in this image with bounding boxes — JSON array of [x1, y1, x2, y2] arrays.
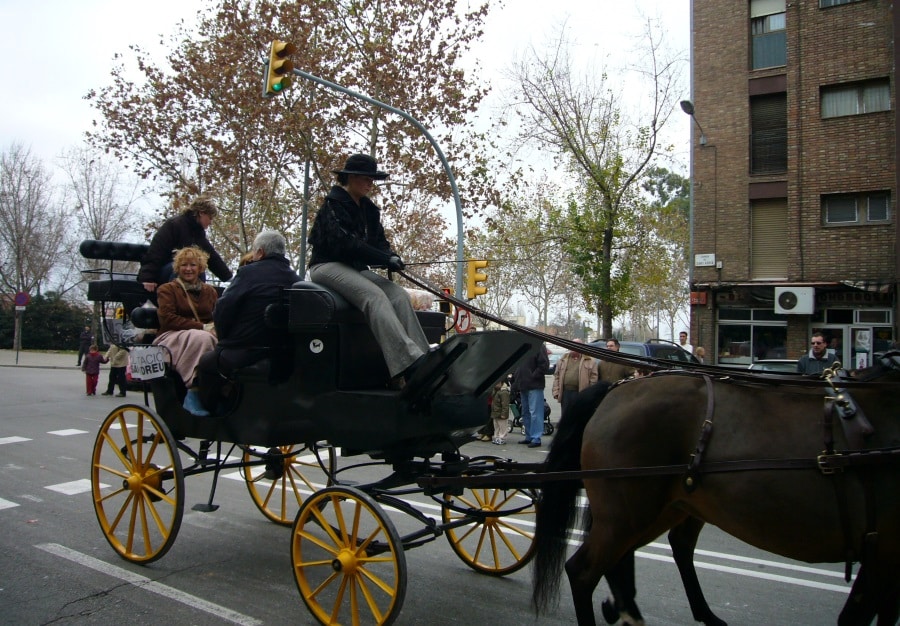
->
[[82, 240, 542, 625]]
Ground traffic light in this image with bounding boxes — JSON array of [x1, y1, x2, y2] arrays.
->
[[263, 40, 296, 98], [466, 259, 488, 299], [439, 288, 453, 314]]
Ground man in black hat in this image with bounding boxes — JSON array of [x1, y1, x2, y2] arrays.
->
[[307, 153, 430, 386]]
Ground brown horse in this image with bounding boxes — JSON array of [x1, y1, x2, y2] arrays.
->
[[532, 362, 900, 625]]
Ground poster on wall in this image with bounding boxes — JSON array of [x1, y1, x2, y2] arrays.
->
[[853, 329, 871, 370]]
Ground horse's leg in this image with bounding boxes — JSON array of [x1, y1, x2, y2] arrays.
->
[[565, 541, 604, 626], [668, 517, 727, 626], [875, 568, 900, 626], [602, 550, 645, 625], [838, 563, 878, 626]]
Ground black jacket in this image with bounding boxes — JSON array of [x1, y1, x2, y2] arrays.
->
[[512, 348, 550, 392], [307, 186, 397, 270], [138, 212, 233, 284], [212, 254, 301, 349]]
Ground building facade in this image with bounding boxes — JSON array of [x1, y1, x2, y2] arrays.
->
[[687, 0, 898, 368]]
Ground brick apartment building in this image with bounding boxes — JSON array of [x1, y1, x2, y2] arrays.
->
[[686, 0, 898, 368]]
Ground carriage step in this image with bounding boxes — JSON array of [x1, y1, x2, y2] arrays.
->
[[191, 503, 220, 512]]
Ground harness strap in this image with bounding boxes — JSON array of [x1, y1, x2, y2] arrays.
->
[[684, 375, 715, 493]]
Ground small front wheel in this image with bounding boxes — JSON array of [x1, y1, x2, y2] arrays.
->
[[292, 486, 406, 625], [91, 404, 184, 564]]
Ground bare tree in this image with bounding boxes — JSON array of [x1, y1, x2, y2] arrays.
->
[[55, 146, 147, 298], [506, 18, 683, 337], [0, 143, 68, 348]]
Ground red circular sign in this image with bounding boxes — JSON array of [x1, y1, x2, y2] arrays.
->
[[14, 291, 30, 306]]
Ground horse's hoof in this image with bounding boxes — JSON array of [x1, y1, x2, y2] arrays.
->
[[601, 598, 620, 624]]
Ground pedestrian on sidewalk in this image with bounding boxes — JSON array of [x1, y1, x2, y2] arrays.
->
[[76, 326, 93, 367], [81, 345, 108, 396], [102, 344, 129, 397]]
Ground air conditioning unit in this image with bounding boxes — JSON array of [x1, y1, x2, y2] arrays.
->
[[774, 287, 815, 314]]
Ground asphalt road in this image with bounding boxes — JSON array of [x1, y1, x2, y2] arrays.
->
[[0, 350, 853, 625]]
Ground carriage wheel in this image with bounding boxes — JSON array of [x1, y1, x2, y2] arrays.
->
[[291, 486, 407, 626], [243, 443, 336, 526], [442, 485, 538, 576], [91, 404, 184, 564]]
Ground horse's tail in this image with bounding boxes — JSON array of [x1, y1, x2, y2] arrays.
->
[[532, 381, 612, 614]]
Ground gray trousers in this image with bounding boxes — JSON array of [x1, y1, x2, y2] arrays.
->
[[309, 262, 429, 377]]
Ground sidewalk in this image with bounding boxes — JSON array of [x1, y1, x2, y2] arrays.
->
[[0, 349, 79, 369]]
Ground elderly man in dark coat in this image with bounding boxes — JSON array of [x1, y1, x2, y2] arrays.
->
[[196, 230, 300, 411]]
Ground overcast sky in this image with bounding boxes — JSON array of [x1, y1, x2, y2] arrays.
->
[[0, 0, 689, 170]]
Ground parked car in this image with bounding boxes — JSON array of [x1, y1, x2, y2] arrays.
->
[[588, 339, 700, 365], [546, 345, 569, 374], [748, 359, 798, 373]]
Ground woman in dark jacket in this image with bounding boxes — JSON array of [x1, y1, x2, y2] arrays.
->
[[307, 154, 430, 384], [138, 196, 233, 292]]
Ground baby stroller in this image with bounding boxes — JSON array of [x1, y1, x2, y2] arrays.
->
[[509, 390, 554, 436]]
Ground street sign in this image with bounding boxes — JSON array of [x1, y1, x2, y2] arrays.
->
[[454, 307, 473, 334], [15, 306, 26, 311], [14, 291, 30, 306]]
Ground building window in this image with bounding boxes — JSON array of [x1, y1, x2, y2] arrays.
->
[[750, 93, 787, 174], [717, 309, 788, 366], [822, 192, 891, 225], [821, 79, 891, 118], [820, 0, 863, 7], [751, 0, 786, 69], [751, 199, 788, 279]]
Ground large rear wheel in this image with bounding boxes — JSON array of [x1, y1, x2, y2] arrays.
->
[[442, 484, 538, 576], [243, 443, 336, 526], [91, 404, 184, 564], [291, 486, 406, 625]]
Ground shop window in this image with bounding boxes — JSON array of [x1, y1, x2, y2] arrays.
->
[[717, 308, 788, 365]]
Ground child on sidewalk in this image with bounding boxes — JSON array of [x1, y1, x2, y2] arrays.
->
[[490, 380, 510, 445], [81, 344, 108, 396]]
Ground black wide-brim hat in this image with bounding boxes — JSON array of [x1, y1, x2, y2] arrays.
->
[[332, 153, 389, 180]]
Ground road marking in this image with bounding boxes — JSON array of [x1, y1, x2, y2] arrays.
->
[[636, 550, 851, 593], [35, 543, 262, 626], [644, 541, 848, 580], [48, 429, 89, 436], [45, 479, 95, 495], [0, 497, 19, 510], [0, 436, 31, 445]]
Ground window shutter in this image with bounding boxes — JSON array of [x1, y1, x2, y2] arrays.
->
[[751, 200, 788, 279]]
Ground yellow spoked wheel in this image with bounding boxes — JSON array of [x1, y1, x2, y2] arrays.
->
[[442, 486, 538, 576], [243, 443, 336, 526], [292, 487, 406, 626], [91, 404, 184, 564]]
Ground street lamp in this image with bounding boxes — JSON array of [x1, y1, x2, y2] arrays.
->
[[680, 100, 707, 145]]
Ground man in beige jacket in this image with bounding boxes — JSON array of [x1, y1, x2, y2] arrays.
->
[[551, 339, 599, 417]]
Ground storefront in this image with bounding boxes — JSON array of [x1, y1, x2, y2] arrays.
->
[[692, 284, 895, 369]]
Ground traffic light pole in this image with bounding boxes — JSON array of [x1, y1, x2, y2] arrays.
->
[[287, 66, 466, 297]]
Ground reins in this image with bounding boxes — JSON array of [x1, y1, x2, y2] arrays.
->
[[398, 268, 900, 389]]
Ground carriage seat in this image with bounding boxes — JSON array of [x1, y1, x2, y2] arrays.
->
[[286, 281, 447, 343]]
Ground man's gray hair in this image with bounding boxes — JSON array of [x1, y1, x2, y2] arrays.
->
[[253, 230, 286, 256]]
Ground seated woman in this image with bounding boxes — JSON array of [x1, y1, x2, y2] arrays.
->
[[307, 154, 430, 387], [153, 246, 219, 416]]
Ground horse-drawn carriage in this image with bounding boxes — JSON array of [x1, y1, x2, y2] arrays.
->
[[82, 239, 543, 624], [82, 238, 900, 625]]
